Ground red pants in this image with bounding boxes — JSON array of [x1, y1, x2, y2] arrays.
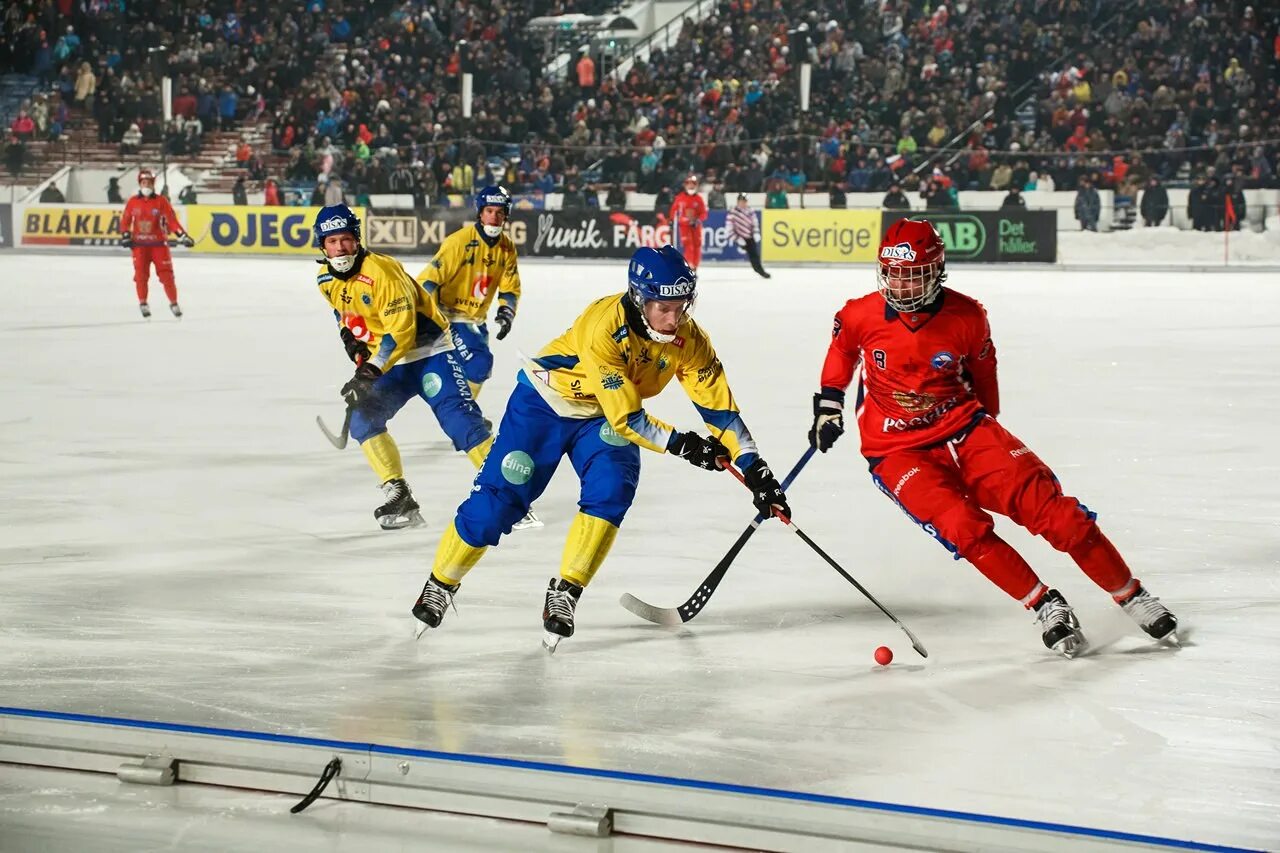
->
[[870, 417, 1135, 606], [677, 225, 701, 268], [132, 245, 177, 304]]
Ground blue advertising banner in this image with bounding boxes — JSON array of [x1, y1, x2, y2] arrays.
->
[[700, 210, 751, 263]]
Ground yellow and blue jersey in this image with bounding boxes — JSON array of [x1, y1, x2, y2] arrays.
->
[[415, 224, 521, 324], [317, 251, 452, 371], [525, 293, 758, 464]]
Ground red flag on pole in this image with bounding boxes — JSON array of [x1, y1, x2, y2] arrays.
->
[[1224, 192, 1237, 231]]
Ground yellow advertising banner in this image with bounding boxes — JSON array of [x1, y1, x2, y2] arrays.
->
[[18, 204, 131, 247], [760, 209, 882, 263], [186, 205, 366, 255]]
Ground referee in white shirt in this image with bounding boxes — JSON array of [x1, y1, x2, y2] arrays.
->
[[726, 194, 770, 279]]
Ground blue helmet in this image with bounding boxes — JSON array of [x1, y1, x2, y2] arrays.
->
[[312, 204, 361, 248], [626, 245, 696, 342], [628, 245, 696, 302], [475, 185, 512, 217]]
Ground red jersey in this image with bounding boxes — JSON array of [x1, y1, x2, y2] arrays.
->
[[669, 191, 706, 228], [819, 287, 1000, 458], [120, 193, 182, 247]]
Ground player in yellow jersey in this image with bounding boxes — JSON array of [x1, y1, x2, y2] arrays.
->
[[313, 205, 493, 529], [411, 245, 790, 650], [415, 185, 521, 399]]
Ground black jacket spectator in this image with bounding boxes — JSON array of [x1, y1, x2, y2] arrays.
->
[[1140, 180, 1169, 227], [829, 184, 847, 209], [606, 184, 627, 211], [1075, 180, 1101, 231], [1001, 188, 1026, 209], [882, 185, 910, 210]]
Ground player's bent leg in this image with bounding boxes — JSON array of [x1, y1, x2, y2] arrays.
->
[[417, 352, 491, 454], [350, 368, 421, 529], [454, 384, 566, 547]]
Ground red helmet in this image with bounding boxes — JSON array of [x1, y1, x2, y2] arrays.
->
[[137, 168, 155, 186], [683, 174, 699, 188], [877, 218, 946, 311]]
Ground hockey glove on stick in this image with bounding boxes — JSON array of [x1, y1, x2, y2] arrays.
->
[[668, 431, 729, 471], [339, 326, 371, 364], [120, 231, 133, 249], [742, 458, 790, 519], [494, 304, 515, 341], [176, 231, 196, 248], [809, 389, 845, 452], [341, 362, 382, 406]]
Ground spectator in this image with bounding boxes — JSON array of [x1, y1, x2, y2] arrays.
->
[[1001, 186, 1026, 209], [217, 85, 239, 130], [263, 178, 281, 207], [451, 161, 475, 196], [829, 182, 847, 209], [74, 62, 96, 107], [765, 180, 788, 209], [882, 182, 911, 210], [39, 183, 65, 203], [990, 162, 1014, 191], [576, 49, 596, 99], [233, 175, 249, 206], [1139, 178, 1169, 227], [1223, 178, 1246, 231], [706, 180, 727, 211], [10, 110, 35, 141], [179, 184, 199, 205], [324, 175, 345, 207], [561, 179, 588, 213], [120, 122, 142, 155], [1188, 177, 1211, 232], [1075, 177, 1101, 232], [653, 184, 674, 214], [606, 183, 627, 211], [4, 134, 25, 178], [107, 177, 124, 204]]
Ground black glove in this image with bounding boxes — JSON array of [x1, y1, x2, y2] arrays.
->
[[339, 326, 371, 364], [668, 431, 729, 471], [494, 304, 515, 341], [743, 458, 790, 519], [120, 231, 133, 249], [341, 361, 382, 406], [809, 390, 845, 453], [176, 232, 195, 248]]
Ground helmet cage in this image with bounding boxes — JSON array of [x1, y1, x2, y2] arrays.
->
[[877, 260, 945, 312]]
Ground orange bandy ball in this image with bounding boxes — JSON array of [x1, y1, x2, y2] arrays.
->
[[874, 646, 893, 666]]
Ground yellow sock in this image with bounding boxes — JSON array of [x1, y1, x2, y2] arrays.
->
[[360, 432, 403, 483], [432, 521, 487, 585], [559, 513, 619, 588], [468, 381, 483, 399], [465, 434, 494, 469]]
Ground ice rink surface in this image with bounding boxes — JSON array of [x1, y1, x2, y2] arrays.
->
[[1, 252, 1277, 851]]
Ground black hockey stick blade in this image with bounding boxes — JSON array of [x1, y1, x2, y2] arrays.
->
[[620, 447, 816, 625], [316, 407, 352, 449]]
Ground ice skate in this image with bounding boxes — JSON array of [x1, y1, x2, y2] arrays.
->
[[512, 507, 543, 531], [412, 575, 459, 637], [375, 478, 424, 530], [1119, 585, 1179, 643], [1033, 588, 1086, 657], [139, 302, 151, 319], [169, 302, 182, 319], [541, 577, 582, 653]]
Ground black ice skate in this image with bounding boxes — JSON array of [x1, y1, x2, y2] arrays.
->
[[374, 478, 424, 530], [412, 575, 459, 637], [1033, 588, 1086, 657], [1119, 585, 1179, 643], [169, 302, 182, 318], [139, 302, 151, 319], [541, 577, 583, 653]]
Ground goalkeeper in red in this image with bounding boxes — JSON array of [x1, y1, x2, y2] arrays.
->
[[809, 219, 1178, 656]]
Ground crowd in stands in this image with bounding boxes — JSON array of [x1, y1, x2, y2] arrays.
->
[[3, 0, 1278, 226]]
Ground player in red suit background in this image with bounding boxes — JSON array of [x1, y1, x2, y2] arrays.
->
[[808, 218, 1178, 657], [668, 174, 707, 269], [119, 169, 195, 319]]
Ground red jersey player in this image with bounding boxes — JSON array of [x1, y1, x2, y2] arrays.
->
[[119, 169, 195, 319], [669, 175, 707, 269], [809, 219, 1177, 656]]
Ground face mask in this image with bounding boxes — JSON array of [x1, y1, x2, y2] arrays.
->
[[480, 223, 502, 238], [328, 253, 357, 273], [140, 186, 154, 197]]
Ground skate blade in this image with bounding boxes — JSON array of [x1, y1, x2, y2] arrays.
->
[[513, 510, 543, 531], [542, 632, 564, 654], [380, 511, 426, 531], [1054, 632, 1087, 659], [414, 620, 429, 640]]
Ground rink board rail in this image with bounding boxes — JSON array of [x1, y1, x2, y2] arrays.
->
[[0, 708, 1251, 853]]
